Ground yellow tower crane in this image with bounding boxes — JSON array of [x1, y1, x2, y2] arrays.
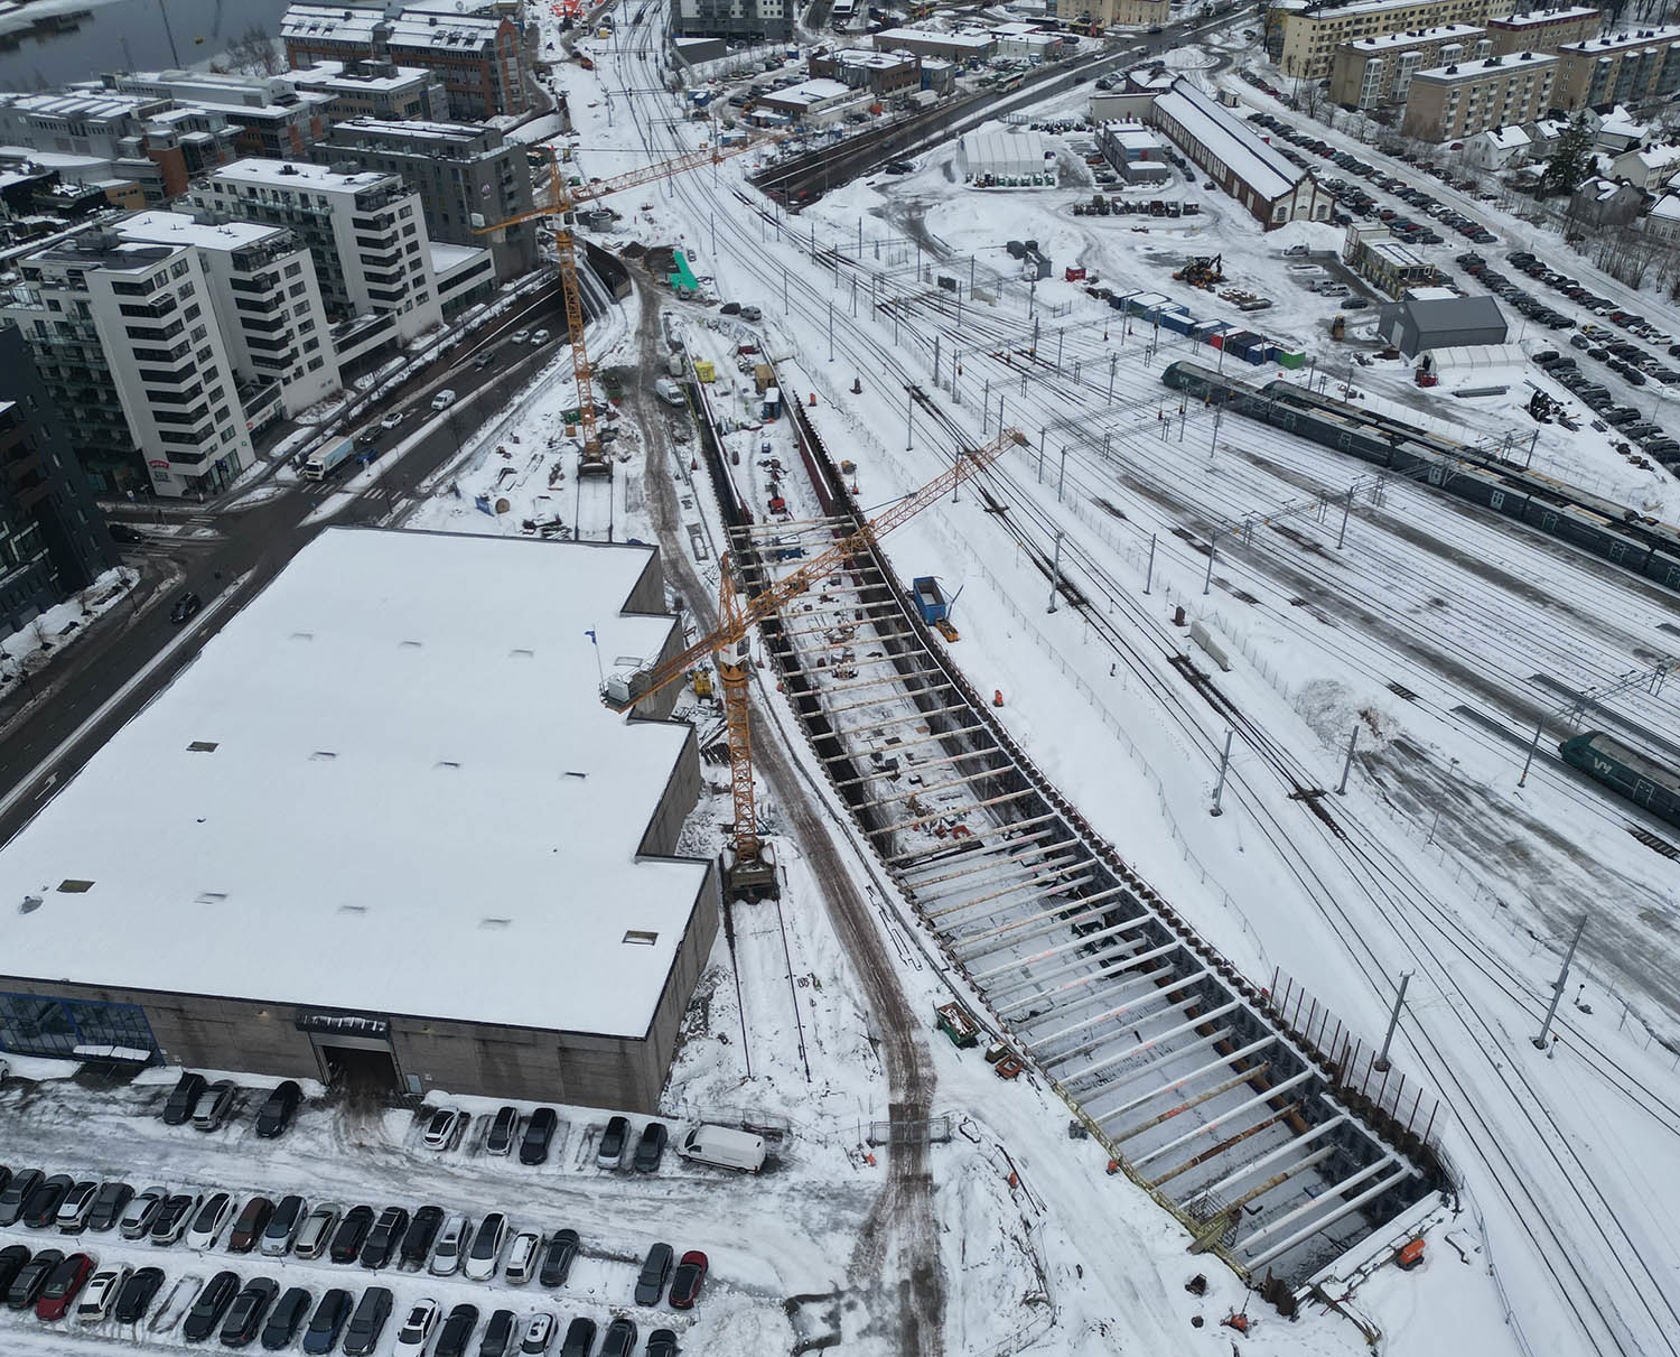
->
[[477, 137, 777, 477], [605, 428, 1025, 899]]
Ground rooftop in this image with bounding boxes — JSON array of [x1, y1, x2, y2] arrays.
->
[[282, 60, 436, 93], [117, 209, 290, 251], [0, 90, 160, 121], [1414, 51, 1558, 79], [1489, 5, 1600, 26], [386, 7, 506, 49], [280, 2, 387, 44], [1346, 23, 1484, 50], [1156, 80, 1303, 201], [0, 529, 710, 1038], [873, 25, 994, 49], [207, 157, 395, 192], [1560, 25, 1680, 53], [760, 77, 853, 106], [327, 116, 499, 147], [1303, 0, 1478, 20]]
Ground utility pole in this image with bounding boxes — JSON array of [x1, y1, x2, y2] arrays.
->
[[1373, 972, 1412, 1072], [1202, 531, 1217, 595], [1518, 717, 1544, 787], [1143, 532, 1156, 595], [1533, 916, 1587, 1051], [905, 389, 914, 450], [1056, 446, 1068, 503], [1108, 352, 1118, 404], [1210, 729, 1234, 816], [1336, 724, 1359, 795], [1336, 486, 1354, 550], [827, 301, 834, 363], [1046, 532, 1064, 613], [982, 378, 991, 430]]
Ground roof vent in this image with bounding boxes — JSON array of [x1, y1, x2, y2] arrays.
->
[[58, 879, 94, 893], [196, 892, 227, 904], [623, 929, 659, 946], [19, 895, 42, 914], [435, 760, 460, 771], [188, 740, 219, 753], [292, 631, 314, 641], [400, 639, 422, 649], [338, 903, 367, 915], [311, 750, 337, 762], [480, 917, 511, 929], [509, 648, 534, 659]]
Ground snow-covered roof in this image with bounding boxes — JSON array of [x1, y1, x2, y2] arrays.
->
[[760, 78, 852, 107], [1561, 25, 1680, 54], [1489, 5, 1599, 27], [386, 8, 505, 51], [1153, 80, 1303, 202], [1477, 125, 1532, 149], [873, 25, 994, 50], [959, 128, 1049, 174], [1648, 192, 1680, 220], [1616, 143, 1680, 170], [208, 157, 394, 193], [0, 529, 711, 1038], [1413, 51, 1557, 81], [428, 240, 489, 279], [116, 209, 291, 252], [1345, 24, 1482, 51], [282, 60, 436, 93], [280, 3, 386, 45]]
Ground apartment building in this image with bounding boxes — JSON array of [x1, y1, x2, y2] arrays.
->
[[115, 211, 339, 418], [189, 160, 441, 345], [1555, 27, 1680, 110], [82, 71, 333, 162], [673, 0, 792, 44], [0, 327, 118, 636], [1, 233, 255, 496], [280, 4, 527, 117], [314, 118, 537, 280], [280, 60, 449, 123], [1329, 24, 1488, 107], [1089, 0, 1171, 27], [0, 90, 240, 201], [1279, 0, 1517, 78], [808, 49, 922, 97], [1400, 50, 1558, 140], [1485, 6, 1601, 55]]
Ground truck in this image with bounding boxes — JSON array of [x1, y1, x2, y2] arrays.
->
[[676, 1124, 766, 1172], [302, 437, 354, 482]]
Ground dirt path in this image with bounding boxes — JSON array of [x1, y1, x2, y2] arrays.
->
[[631, 281, 944, 1355]]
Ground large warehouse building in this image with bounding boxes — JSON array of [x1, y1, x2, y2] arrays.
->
[[0, 528, 719, 1112]]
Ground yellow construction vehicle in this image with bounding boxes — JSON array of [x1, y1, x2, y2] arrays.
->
[[603, 429, 1024, 899]]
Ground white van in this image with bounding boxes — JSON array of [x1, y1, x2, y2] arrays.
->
[[431, 389, 458, 411], [676, 1124, 766, 1173], [655, 376, 684, 406]]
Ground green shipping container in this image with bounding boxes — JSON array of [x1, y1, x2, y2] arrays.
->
[[1276, 350, 1307, 370]]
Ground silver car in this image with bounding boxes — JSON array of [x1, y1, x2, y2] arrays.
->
[[428, 1214, 471, 1277]]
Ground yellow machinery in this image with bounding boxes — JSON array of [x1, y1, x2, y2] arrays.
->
[[604, 429, 1024, 898], [478, 137, 776, 477]]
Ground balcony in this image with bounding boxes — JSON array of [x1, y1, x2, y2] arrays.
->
[[230, 272, 281, 294]]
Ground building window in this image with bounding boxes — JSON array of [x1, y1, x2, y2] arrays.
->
[[0, 991, 157, 1060]]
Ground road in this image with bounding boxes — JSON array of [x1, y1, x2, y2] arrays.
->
[[0, 281, 574, 848]]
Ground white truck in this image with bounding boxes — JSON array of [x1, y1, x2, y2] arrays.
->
[[676, 1124, 766, 1172], [301, 437, 354, 482]]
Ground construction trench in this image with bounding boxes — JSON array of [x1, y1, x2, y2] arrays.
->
[[683, 366, 1448, 1298]]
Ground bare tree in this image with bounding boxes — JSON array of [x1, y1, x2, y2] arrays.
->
[[220, 25, 282, 77]]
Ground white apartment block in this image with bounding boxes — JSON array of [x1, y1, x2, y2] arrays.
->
[[2, 233, 255, 497], [189, 159, 441, 345], [116, 211, 340, 417]]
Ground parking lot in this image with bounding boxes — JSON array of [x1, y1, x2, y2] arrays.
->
[[0, 1063, 846, 1355]]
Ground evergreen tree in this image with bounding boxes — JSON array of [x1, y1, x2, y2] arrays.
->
[[1541, 115, 1593, 197]]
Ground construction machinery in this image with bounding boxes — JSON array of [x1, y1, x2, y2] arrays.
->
[[1173, 254, 1224, 290], [477, 136, 777, 477], [603, 428, 1025, 899]]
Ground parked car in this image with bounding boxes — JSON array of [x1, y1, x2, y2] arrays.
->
[[423, 1106, 468, 1151], [229, 1197, 274, 1254], [163, 1071, 208, 1124], [23, 1174, 74, 1229], [85, 1182, 132, 1235], [55, 1180, 99, 1233], [0, 1245, 30, 1297], [220, 1276, 279, 1347], [194, 1079, 238, 1131], [392, 1299, 441, 1356], [431, 388, 458, 411], [429, 1214, 471, 1277], [169, 591, 204, 625], [398, 1206, 445, 1270], [342, 1284, 394, 1356], [294, 1203, 342, 1261], [520, 1108, 559, 1166], [329, 1205, 377, 1264], [635, 1243, 674, 1306], [260, 1286, 312, 1350], [75, 1264, 128, 1322], [560, 1317, 598, 1357], [7, 1248, 63, 1308], [486, 1106, 521, 1156], [186, 1192, 237, 1250], [35, 1251, 95, 1321], [254, 1081, 303, 1139], [0, 1169, 43, 1227], [463, 1212, 509, 1282], [597, 1116, 630, 1168], [601, 1317, 638, 1357], [361, 1206, 410, 1269], [504, 1231, 540, 1285], [112, 1265, 165, 1323], [437, 1303, 480, 1357], [670, 1249, 708, 1309], [301, 1288, 354, 1355], [646, 1329, 679, 1357], [539, 1229, 579, 1289], [633, 1122, 668, 1173], [480, 1308, 519, 1357], [118, 1187, 164, 1240], [182, 1270, 242, 1342], [261, 1195, 308, 1257], [520, 1312, 557, 1354]]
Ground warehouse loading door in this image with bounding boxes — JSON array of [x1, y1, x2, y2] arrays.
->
[[298, 1015, 401, 1097]]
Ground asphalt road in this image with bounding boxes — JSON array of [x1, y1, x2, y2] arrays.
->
[[0, 280, 572, 848]]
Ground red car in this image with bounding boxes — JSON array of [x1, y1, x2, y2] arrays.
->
[[668, 1250, 708, 1310], [36, 1252, 94, 1321]]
